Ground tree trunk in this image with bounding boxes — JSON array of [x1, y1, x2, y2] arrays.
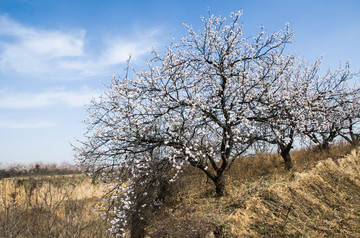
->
[[318, 141, 330, 152], [214, 176, 226, 197], [279, 139, 294, 170], [280, 150, 293, 170], [131, 214, 146, 238]]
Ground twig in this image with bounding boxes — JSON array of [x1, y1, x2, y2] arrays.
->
[[281, 202, 293, 229]]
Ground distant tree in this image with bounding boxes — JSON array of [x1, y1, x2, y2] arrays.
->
[[247, 57, 312, 170], [340, 118, 360, 146], [250, 59, 357, 167], [338, 89, 360, 146], [299, 62, 359, 151]]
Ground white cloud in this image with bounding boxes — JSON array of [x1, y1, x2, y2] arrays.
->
[[0, 88, 100, 109], [100, 28, 161, 65], [0, 15, 161, 80], [0, 16, 85, 76], [0, 121, 57, 129]]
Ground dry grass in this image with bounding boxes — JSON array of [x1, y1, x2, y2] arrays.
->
[[146, 144, 360, 237], [1, 143, 358, 237], [0, 174, 107, 238]]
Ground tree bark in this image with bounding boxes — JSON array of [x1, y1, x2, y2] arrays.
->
[[214, 176, 226, 197], [279, 137, 294, 170], [131, 214, 146, 238], [318, 141, 330, 152], [280, 149, 293, 170]]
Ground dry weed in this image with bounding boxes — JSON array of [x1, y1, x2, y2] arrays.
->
[[0, 174, 107, 237]]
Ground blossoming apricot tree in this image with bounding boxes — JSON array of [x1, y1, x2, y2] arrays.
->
[[74, 11, 359, 237]]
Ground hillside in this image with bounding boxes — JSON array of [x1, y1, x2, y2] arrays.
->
[[0, 145, 359, 237], [146, 146, 360, 237]]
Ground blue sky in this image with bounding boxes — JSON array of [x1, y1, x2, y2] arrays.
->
[[0, 0, 359, 165]]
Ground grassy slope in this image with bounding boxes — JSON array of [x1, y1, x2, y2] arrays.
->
[[146, 145, 360, 237], [1, 144, 359, 237]]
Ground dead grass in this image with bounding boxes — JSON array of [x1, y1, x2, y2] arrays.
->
[[1, 143, 358, 237], [0, 174, 107, 237], [146, 144, 360, 237]]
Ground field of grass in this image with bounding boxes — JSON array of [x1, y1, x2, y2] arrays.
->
[[1, 143, 359, 237], [0, 174, 107, 237]]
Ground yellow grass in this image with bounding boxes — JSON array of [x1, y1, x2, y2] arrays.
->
[[0, 174, 107, 238], [1, 143, 359, 237]]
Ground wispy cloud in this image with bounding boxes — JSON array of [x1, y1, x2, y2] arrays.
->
[[0, 16, 85, 77], [99, 28, 161, 65], [0, 15, 162, 133], [0, 87, 100, 109], [0, 15, 161, 80]]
